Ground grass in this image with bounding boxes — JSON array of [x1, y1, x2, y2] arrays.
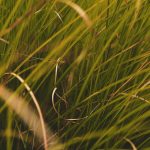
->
[[0, 0, 150, 149]]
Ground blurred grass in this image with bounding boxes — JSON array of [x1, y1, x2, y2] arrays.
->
[[0, 0, 150, 149]]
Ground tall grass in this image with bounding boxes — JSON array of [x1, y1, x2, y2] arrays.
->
[[0, 0, 150, 149]]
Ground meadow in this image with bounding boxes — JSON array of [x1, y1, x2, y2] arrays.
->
[[0, 0, 150, 149]]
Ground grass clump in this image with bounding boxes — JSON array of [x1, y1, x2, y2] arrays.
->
[[0, 0, 150, 149]]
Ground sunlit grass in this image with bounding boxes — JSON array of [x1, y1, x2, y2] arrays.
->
[[0, 0, 150, 149]]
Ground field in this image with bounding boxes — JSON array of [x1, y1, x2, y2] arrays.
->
[[0, 0, 150, 149]]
